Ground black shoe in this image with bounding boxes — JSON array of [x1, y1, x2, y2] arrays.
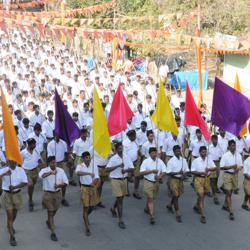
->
[[118, 221, 126, 229], [85, 229, 91, 236], [229, 213, 235, 220], [9, 236, 17, 246], [166, 205, 174, 213], [150, 217, 155, 225], [133, 193, 142, 200], [213, 197, 220, 205], [222, 205, 229, 212], [206, 192, 212, 197], [242, 204, 250, 211], [50, 233, 58, 241], [97, 202, 105, 208], [176, 215, 182, 223], [200, 216, 206, 224], [69, 180, 77, 186], [61, 199, 69, 207], [215, 189, 221, 194], [29, 203, 34, 212], [233, 189, 239, 195], [193, 206, 200, 214], [110, 208, 117, 218], [125, 193, 131, 197]]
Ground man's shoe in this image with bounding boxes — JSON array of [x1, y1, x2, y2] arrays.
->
[[213, 197, 220, 205], [97, 202, 105, 208], [29, 203, 34, 212], [222, 205, 229, 212], [118, 221, 126, 229], [85, 229, 91, 236], [242, 204, 250, 211], [233, 189, 239, 195], [50, 233, 58, 241], [166, 205, 174, 213], [150, 217, 155, 225], [229, 213, 235, 220], [69, 180, 77, 186], [9, 236, 17, 246], [133, 193, 142, 199], [193, 206, 200, 214], [200, 216, 206, 224], [176, 215, 182, 223], [61, 199, 69, 207]]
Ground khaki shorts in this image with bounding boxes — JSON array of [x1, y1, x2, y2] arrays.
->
[[1, 191, 23, 210], [98, 166, 109, 182], [80, 185, 99, 207], [39, 151, 46, 168], [133, 158, 141, 177], [57, 161, 67, 171], [223, 173, 236, 192], [144, 179, 159, 199], [42, 191, 62, 212], [111, 179, 127, 197], [168, 177, 184, 197], [210, 161, 220, 178], [25, 168, 38, 186], [243, 178, 250, 196], [194, 176, 210, 194]]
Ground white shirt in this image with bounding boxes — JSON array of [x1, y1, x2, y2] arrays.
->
[[106, 153, 134, 178], [47, 139, 67, 162], [140, 157, 166, 182], [0, 151, 6, 168], [30, 113, 45, 127], [189, 139, 206, 157], [21, 148, 40, 170], [123, 138, 138, 162], [136, 130, 147, 146], [166, 156, 189, 178], [243, 157, 250, 176], [75, 161, 99, 185], [220, 151, 243, 173], [162, 137, 181, 156], [73, 138, 92, 157], [191, 157, 215, 174], [28, 132, 47, 153], [0, 166, 28, 192], [218, 135, 228, 154], [39, 167, 69, 192], [208, 144, 223, 161], [141, 140, 160, 158], [42, 120, 55, 139]]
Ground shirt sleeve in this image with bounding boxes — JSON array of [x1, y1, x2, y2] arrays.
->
[[94, 165, 99, 179], [159, 160, 167, 173], [124, 156, 134, 169], [237, 154, 243, 166], [166, 159, 173, 173], [47, 142, 53, 157], [61, 169, 69, 184], [38, 168, 45, 179], [220, 155, 226, 168], [72, 140, 78, 154], [75, 165, 81, 173], [140, 159, 147, 173], [106, 157, 114, 169], [191, 159, 197, 172], [182, 159, 189, 172]]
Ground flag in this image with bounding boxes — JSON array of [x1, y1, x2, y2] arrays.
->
[[1, 88, 22, 164], [54, 89, 80, 146], [234, 73, 247, 137], [151, 82, 178, 135], [211, 77, 250, 136], [108, 84, 134, 136], [184, 81, 210, 141], [93, 87, 111, 158]]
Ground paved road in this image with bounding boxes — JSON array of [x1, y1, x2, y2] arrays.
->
[[0, 173, 249, 250]]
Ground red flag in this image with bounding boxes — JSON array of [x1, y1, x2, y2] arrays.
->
[[108, 84, 134, 136], [184, 81, 210, 141]]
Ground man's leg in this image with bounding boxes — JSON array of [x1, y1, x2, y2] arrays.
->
[[226, 191, 234, 220], [6, 209, 16, 246], [28, 184, 35, 211], [198, 193, 206, 223], [117, 197, 126, 228], [83, 207, 91, 235], [47, 210, 58, 241], [147, 197, 155, 224], [210, 178, 219, 205]]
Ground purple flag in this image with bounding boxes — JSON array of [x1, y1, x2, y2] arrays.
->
[[211, 77, 250, 136], [54, 89, 80, 146]]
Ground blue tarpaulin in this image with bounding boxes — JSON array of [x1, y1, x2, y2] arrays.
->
[[170, 71, 208, 91]]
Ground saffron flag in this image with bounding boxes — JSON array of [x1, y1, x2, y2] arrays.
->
[[151, 82, 178, 135], [93, 87, 111, 158], [1, 88, 22, 164], [234, 73, 248, 137], [54, 89, 80, 146], [184, 81, 210, 141], [211, 77, 250, 136], [108, 84, 134, 136]]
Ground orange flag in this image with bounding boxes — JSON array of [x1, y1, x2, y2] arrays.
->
[[234, 73, 248, 137], [1, 88, 22, 164]]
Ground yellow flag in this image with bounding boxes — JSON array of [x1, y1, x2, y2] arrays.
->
[[151, 82, 179, 135], [1, 89, 22, 164], [93, 87, 111, 158], [234, 73, 247, 137]]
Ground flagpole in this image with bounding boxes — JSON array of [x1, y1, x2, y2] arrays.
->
[[54, 139, 57, 191]]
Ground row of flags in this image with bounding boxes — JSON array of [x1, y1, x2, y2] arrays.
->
[[1, 74, 250, 165]]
